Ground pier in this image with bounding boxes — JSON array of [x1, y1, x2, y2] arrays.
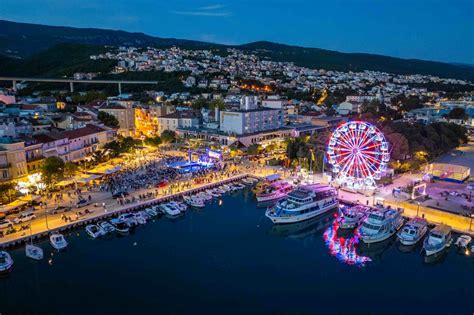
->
[[0, 174, 252, 248]]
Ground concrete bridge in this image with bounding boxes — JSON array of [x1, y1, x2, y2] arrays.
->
[[0, 76, 159, 94]]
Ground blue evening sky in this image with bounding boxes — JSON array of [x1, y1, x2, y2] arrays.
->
[[1, 0, 473, 64]]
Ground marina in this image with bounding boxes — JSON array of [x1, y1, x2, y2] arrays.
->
[[1, 184, 473, 314]]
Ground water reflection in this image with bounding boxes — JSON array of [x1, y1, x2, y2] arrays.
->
[[268, 210, 335, 239], [323, 219, 372, 267]]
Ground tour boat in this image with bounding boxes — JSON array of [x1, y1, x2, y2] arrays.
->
[[455, 235, 472, 251], [98, 221, 116, 234], [256, 181, 293, 203], [145, 208, 158, 217], [50, 233, 68, 250], [359, 207, 404, 244], [0, 251, 13, 274], [397, 217, 428, 246], [184, 196, 205, 208], [25, 244, 43, 261], [339, 205, 371, 229], [160, 203, 182, 216], [265, 184, 338, 224], [85, 224, 106, 239], [423, 224, 452, 256]]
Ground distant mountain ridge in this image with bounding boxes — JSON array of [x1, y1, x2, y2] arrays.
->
[[0, 19, 473, 81]]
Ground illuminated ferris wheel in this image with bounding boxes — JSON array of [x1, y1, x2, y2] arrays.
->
[[327, 121, 389, 189]]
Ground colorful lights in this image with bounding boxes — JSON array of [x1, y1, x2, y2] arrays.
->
[[327, 121, 389, 190], [323, 214, 372, 267]]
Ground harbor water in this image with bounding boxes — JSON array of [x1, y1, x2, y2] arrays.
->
[[1, 187, 473, 314]]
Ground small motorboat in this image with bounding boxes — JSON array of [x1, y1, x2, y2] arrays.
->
[[111, 221, 130, 235], [221, 184, 231, 191], [208, 190, 221, 198], [423, 224, 452, 256], [233, 183, 245, 190], [169, 201, 187, 212], [133, 212, 147, 225], [198, 192, 213, 201], [145, 208, 158, 217], [241, 178, 254, 185], [25, 244, 44, 261], [85, 224, 105, 239], [50, 233, 68, 250], [0, 251, 14, 274], [397, 217, 429, 246], [339, 205, 371, 229], [183, 196, 205, 208], [455, 235, 472, 250], [98, 221, 115, 234], [160, 203, 182, 216]]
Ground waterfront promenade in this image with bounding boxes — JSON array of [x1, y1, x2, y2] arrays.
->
[[0, 173, 254, 248]]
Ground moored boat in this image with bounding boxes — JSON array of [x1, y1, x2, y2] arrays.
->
[[98, 221, 116, 234], [25, 244, 44, 261], [183, 196, 205, 208], [265, 184, 338, 224], [0, 251, 13, 274], [256, 181, 293, 203], [339, 205, 371, 229], [397, 217, 429, 246], [145, 208, 158, 217], [423, 224, 452, 256], [454, 235, 471, 251], [359, 207, 404, 244], [50, 233, 68, 250], [86, 224, 106, 239]]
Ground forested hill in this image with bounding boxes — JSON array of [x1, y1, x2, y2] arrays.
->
[[0, 20, 473, 80]]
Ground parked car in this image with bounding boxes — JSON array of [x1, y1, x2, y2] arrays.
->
[[76, 199, 90, 208], [50, 206, 71, 215], [112, 191, 129, 199], [13, 211, 36, 224], [0, 219, 14, 229]]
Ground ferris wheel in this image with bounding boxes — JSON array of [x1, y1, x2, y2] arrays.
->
[[327, 121, 389, 189]]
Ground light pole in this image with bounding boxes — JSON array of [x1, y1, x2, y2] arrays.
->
[[417, 202, 420, 217]]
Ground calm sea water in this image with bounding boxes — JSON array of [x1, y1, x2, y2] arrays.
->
[[1, 188, 473, 315]]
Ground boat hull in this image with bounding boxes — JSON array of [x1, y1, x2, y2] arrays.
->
[[266, 203, 338, 224]]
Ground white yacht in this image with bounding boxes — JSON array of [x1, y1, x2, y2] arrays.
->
[[98, 221, 116, 234], [0, 251, 13, 274], [265, 184, 338, 224], [397, 217, 428, 246], [183, 196, 205, 208], [85, 224, 105, 239], [423, 224, 452, 256], [359, 207, 404, 244], [25, 244, 44, 261], [339, 205, 371, 229], [50, 233, 68, 250]]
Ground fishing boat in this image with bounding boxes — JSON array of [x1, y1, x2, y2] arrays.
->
[[265, 184, 338, 224], [397, 217, 429, 246], [0, 251, 13, 274], [423, 224, 452, 256], [339, 205, 371, 229], [359, 207, 404, 244], [50, 233, 68, 250], [25, 244, 44, 261], [454, 235, 471, 251], [256, 181, 293, 203], [98, 221, 116, 234], [85, 224, 105, 239]]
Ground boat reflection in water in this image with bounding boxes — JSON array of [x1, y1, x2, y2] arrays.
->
[[323, 215, 372, 267], [269, 210, 336, 239]]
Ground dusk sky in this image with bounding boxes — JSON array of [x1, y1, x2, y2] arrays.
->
[[1, 0, 473, 64]]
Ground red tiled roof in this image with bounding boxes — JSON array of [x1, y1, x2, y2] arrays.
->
[[62, 124, 106, 139]]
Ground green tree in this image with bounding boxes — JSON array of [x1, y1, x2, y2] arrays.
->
[[192, 98, 209, 110], [144, 136, 162, 147], [98, 111, 119, 128], [247, 144, 262, 155], [64, 162, 79, 178], [0, 182, 17, 204], [209, 99, 225, 110], [41, 156, 65, 188], [160, 130, 176, 144]]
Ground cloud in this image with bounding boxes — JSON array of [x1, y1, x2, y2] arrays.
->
[[171, 4, 231, 17]]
